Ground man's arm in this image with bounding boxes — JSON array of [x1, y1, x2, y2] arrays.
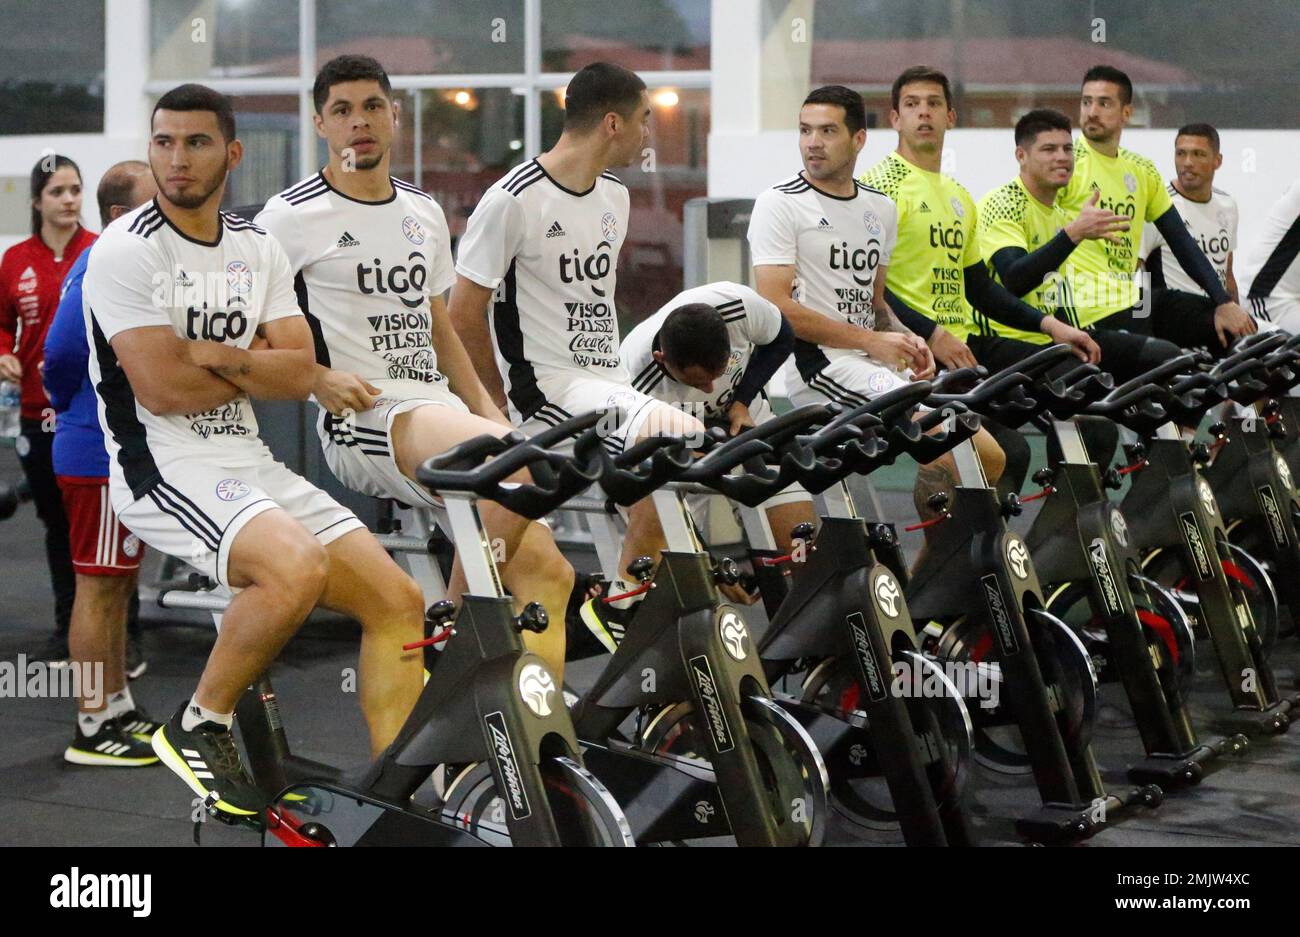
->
[[1153, 207, 1254, 341], [109, 326, 242, 416], [42, 279, 89, 413], [1226, 251, 1239, 304], [447, 274, 507, 410], [753, 264, 929, 372], [431, 293, 512, 427], [731, 316, 793, 409], [186, 317, 316, 400], [872, 268, 935, 377], [965, 263, 1099, 362]]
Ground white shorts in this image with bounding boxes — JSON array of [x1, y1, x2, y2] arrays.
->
[[118, 455, 362, 589], [516, 374, 663, 456], [318, 379, 469, 510], [1248, 295, 1300, 334], [784, 353, 910, 411]]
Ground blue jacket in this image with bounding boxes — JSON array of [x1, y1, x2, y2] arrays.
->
[[44, 247, 109, 477]]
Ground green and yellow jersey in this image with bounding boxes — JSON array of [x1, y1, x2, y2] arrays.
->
[[976, 177, 1075, 345], [1055, 136, 1173, 325], [859, 152, 982, 341]]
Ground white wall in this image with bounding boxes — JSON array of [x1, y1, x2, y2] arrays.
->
[[0, 135, 148, 251], [710, 128, 1300, 255]]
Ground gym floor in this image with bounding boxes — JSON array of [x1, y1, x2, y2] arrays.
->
[[2, 444, 1297, 847]]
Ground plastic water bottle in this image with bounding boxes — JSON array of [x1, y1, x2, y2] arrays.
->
[[0, 381, 19, 438]]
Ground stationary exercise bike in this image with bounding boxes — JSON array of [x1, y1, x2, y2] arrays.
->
[[1108, 338, 1299, 734], [890, 345, 1162, 842], [234, 411, 635, 846], [567, 407, 835, 846], [1202, 332, 1300, 641], [738, 382, 983, 845], [1026, 355, 1247, 787]]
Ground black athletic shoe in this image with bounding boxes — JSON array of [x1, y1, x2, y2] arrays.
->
[[125, 636, 148, 680], [578, 596, 628, 655], [32, 634, 70, 667], [65, 718, 159, 767], [118, 706, 164, 742], [151, 702, 264, 822]]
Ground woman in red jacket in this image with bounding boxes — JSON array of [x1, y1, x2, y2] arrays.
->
[[0, 155, 97, 662]]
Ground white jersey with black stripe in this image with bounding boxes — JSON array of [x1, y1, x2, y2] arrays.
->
[[255, 172, 456, 389], [747, 172, 897, 370], [1139, 183, 1237, 297], [454, 158, 631, 420], [1241, 177, 1300, 303], [622, 282, 783, 417], [83, 200, 303, 512]]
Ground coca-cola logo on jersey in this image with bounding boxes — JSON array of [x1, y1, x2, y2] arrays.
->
[[185, 304, 248, 342], [357, 251, 428, 308]]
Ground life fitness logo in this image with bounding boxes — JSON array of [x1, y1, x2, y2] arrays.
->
[[1005, 538, 1030, 580], [873, 573, 902, 618], [517, 663, 555, 717], [718, 609, 749, 661]]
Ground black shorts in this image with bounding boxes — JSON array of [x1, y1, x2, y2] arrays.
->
[[1147, 289, 1233, 358], [967, 322, 1180, 387]]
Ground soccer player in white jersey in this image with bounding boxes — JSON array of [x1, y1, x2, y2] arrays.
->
[[84, 85, 426, 821], [256, 56, 575, 678], [450, 63, 705, 644], [1139, 123, 1247, 352], [621, 280, 811, 551], [1240, 178, 1300, 331], [747, 85, 1018, 553]]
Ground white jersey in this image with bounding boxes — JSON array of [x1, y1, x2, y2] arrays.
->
[[1240, 177, 1300, 303], [747, 172, 897, 373], [83, 201, 303, 511], [255, 173, 456, 390], [623, 282, 783, 417], [454, 159, 630, 420], [1140, 182, 1237, 297]]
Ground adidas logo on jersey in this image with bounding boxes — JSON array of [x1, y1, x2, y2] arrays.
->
[[546, 221, 566, 238], [918, 201, 931, 213], [336, 231, 360, 248], [818, 217, 831, 227]]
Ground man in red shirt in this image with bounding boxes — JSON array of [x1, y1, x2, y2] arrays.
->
[[0, 155, 97, 663]]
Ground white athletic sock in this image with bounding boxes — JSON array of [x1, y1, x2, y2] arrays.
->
[[77, 709, 113, 737], [181, 696, 234, 732], [105, 686, 136, 718], [605, 577, 647, 612]]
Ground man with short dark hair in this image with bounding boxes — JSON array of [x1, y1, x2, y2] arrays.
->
[[621, 282, 811, 570], [1139, 123, 1249, 352], [257, 54, 578, 679], [86, 83, 428, 820], [973, 107, 1181, 383], [450, 62, 706, 651], [857, 68, 1098, 512], [44, 160, 161, 766], [1060, 66, 1255, 348]]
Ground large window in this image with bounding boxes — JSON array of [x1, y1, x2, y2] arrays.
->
[[151, 0, 300, 80], [541, 0, 709, 72], [812, 0, 1300, 128], [0, 0, 104, 134], [147, 0, 709, 321], [317, 1, 526, 75]]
